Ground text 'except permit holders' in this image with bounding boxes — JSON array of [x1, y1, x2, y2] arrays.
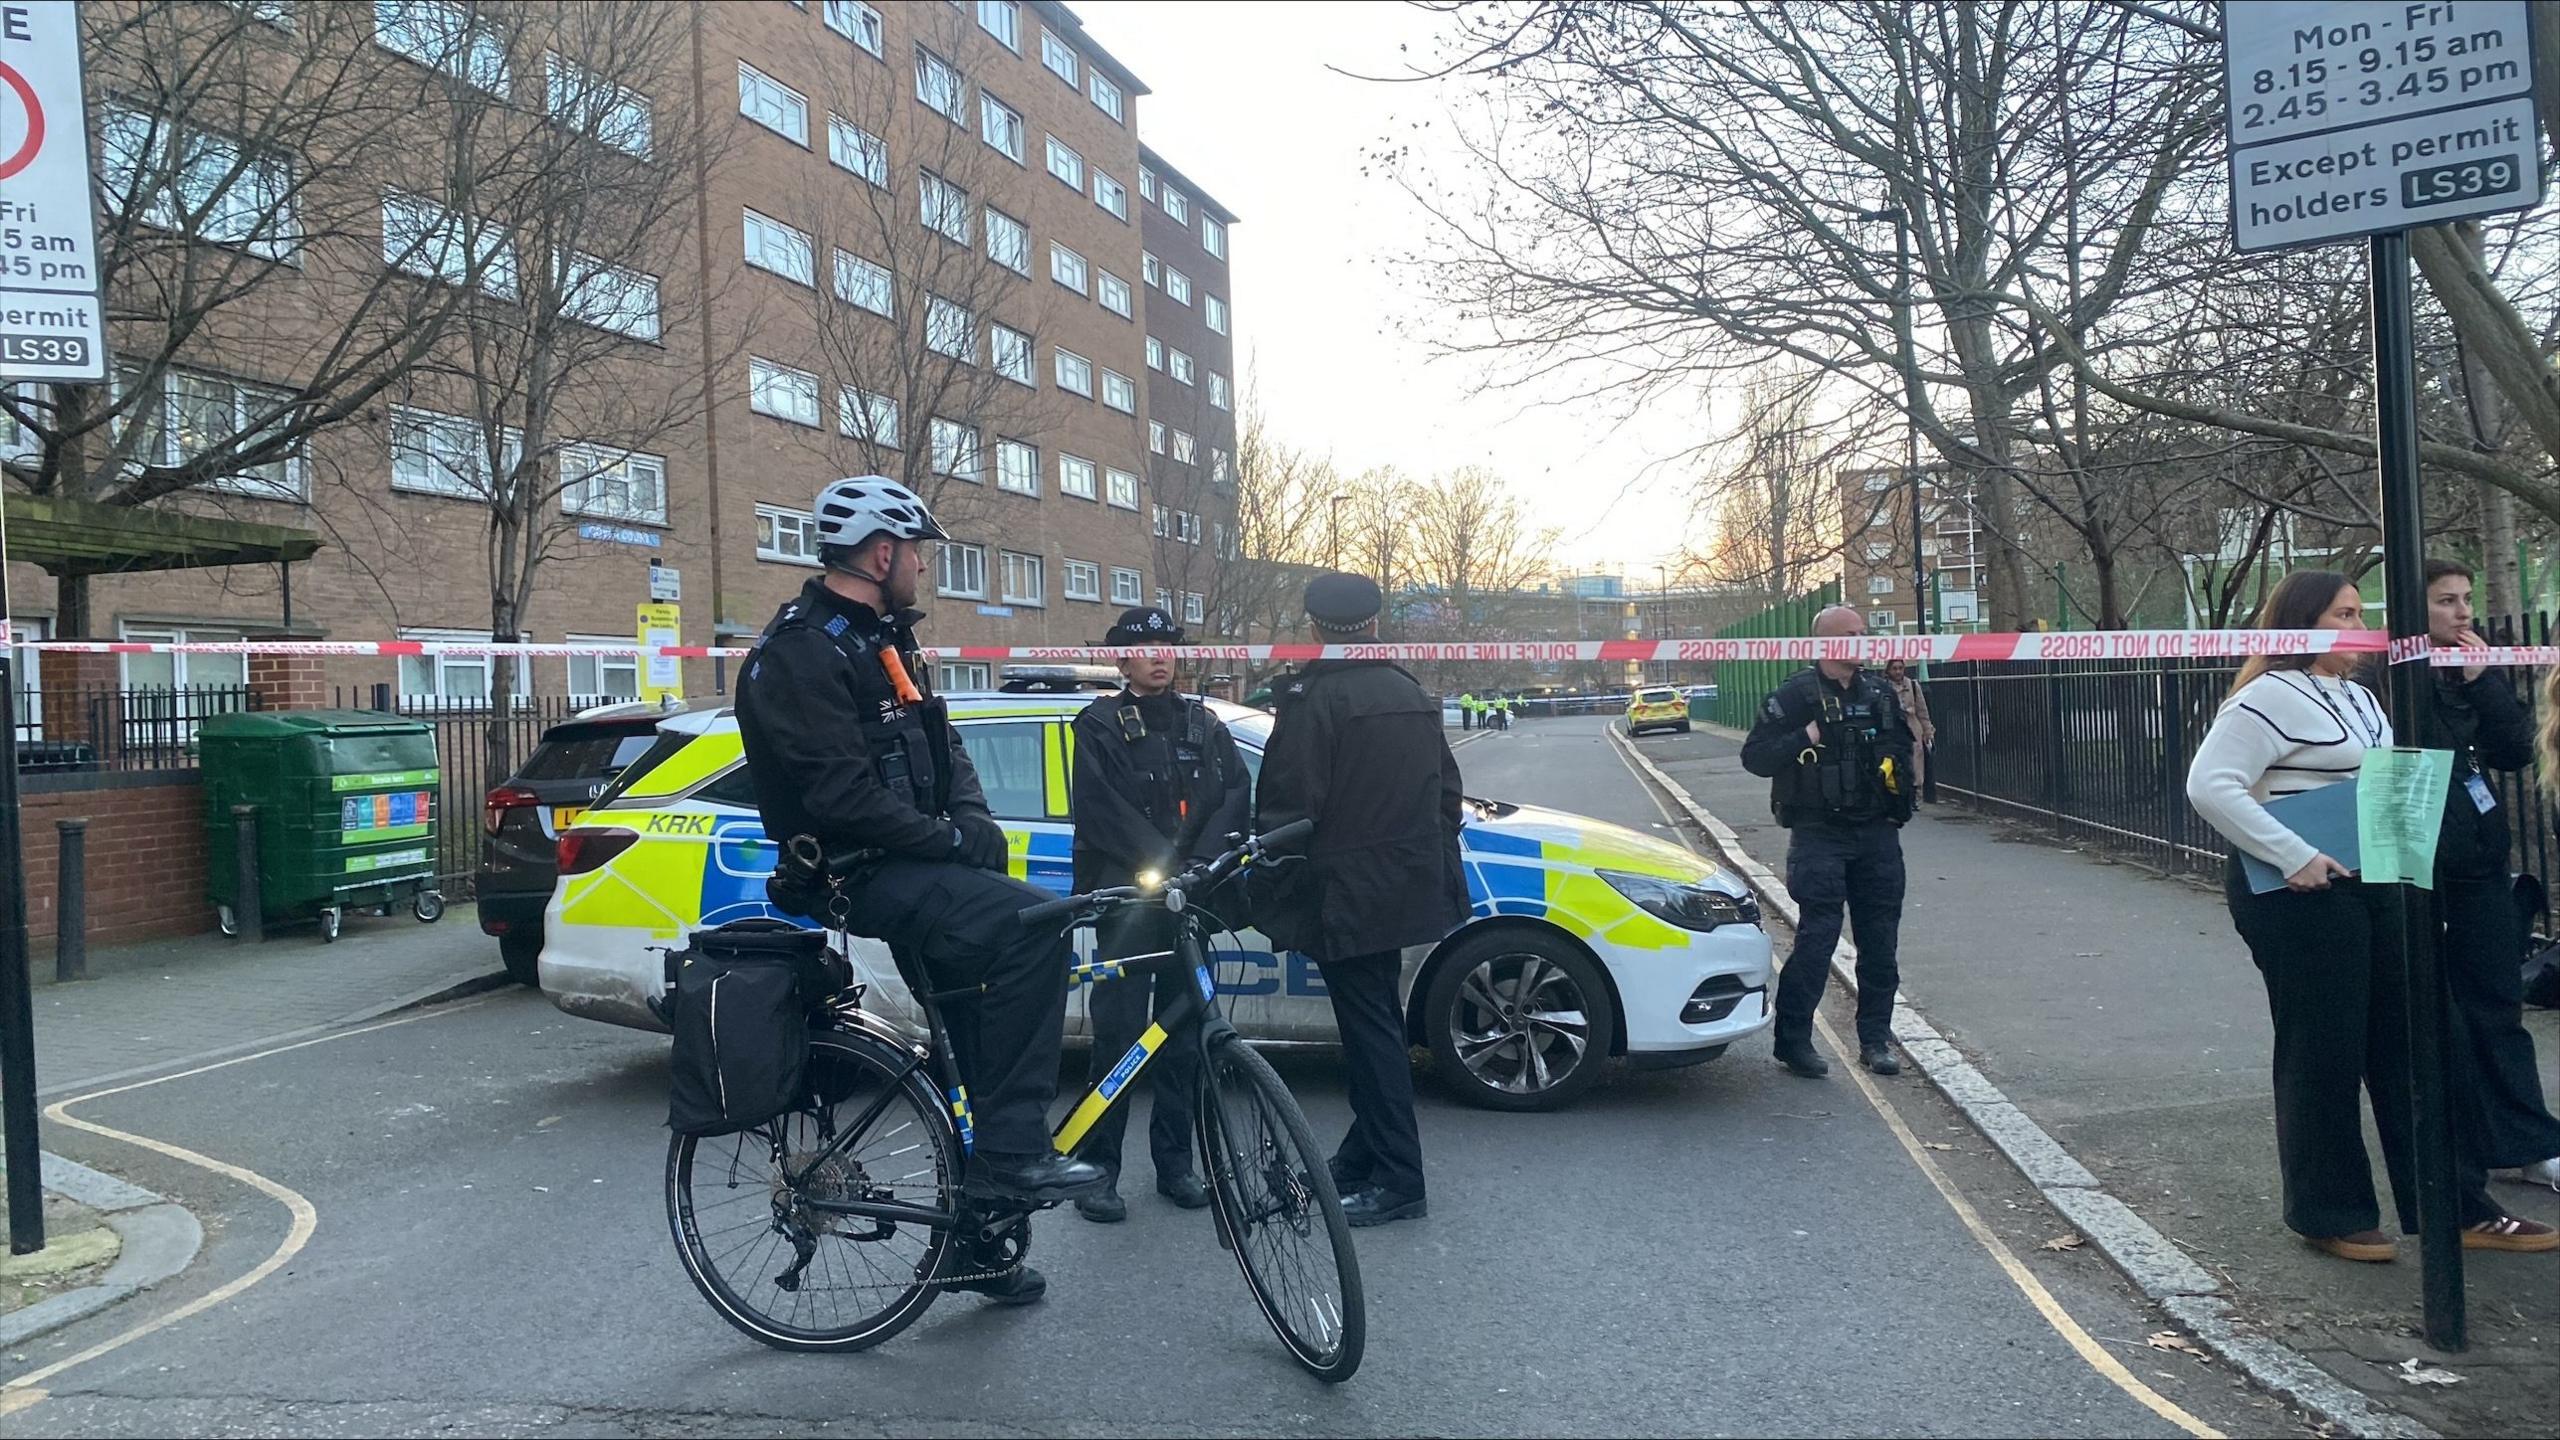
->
[[2231, 96, 2540, 250]]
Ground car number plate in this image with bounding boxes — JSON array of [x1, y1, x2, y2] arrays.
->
[[552, 806, 587, 830]]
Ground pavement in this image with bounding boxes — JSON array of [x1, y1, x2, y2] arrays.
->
[[1611, 716, 2560, 1438]]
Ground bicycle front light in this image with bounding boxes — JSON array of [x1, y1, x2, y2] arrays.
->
[[1136, 868, 1164, 891], [1598, 870, 1756, 932]]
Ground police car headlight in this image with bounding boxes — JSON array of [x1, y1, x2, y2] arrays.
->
[[1598, 870, 1755, 932]]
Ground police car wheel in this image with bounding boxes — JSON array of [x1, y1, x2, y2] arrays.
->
[[1424, 932, 1614, 1112]]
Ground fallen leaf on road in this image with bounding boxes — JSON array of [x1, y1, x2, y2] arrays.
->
[[2040, 1234, 2085, 1252], [2394, 1359, 2464, 1386], [536, 1115, 563, 1128], [2144, 1331, 2207, 1361], [1922, 1141, 1955, 1151]]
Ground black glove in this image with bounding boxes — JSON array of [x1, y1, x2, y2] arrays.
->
[[952, 813, 1010, 871]]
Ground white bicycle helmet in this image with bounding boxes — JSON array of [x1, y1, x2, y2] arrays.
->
[[811, 475, 949, 545]]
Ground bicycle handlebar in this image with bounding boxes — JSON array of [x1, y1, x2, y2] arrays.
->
[[1016, 819, 1317, 929]]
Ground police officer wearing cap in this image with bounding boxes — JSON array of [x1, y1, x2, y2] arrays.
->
[[735, 477, 1105, 1306], [1254, 572, 1468, 1226], [1739, 605, 1917, 1079], [1069, 606, 1250, 1223]]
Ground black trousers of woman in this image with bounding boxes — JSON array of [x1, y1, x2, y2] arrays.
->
[[2436, 874, 2560, 1168], [2224, 859, 2500, 1237]]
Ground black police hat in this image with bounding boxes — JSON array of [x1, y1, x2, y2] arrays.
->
[[1303, 572, 1382, 635], [1103, 606, 1185, 646]]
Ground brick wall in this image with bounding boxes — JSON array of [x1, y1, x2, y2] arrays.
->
[[18, 771, 213, 949]]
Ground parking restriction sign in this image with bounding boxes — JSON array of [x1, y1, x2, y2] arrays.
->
[[0, 1, 107, 381]]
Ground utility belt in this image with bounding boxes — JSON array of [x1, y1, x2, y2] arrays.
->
[[771, 833, 884, 929]]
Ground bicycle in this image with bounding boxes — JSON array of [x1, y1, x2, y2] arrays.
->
[[664, 819, 1367, 1381]]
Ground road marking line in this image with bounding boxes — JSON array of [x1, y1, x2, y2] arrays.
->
[[0, 999, 490, 1409], [1608, 732, 2220, 1440]]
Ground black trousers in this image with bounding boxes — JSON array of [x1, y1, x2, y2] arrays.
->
[[840, 858, 1069, 1157], [1318, 952, 1426, 1199], [1776, 822, 1905, 1049], [2223, 860, 2498, 1236], [2436, 874, 2560, 1168], [1085, 910, 1197, 1181]]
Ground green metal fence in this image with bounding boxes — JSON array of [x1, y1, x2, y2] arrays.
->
[[1706, 581, 1841, 730]]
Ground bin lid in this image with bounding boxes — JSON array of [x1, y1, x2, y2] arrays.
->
[[199, 710, 435, 740]]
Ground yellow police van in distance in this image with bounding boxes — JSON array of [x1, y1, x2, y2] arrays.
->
[[539, 694, 1772, 1111], [1625, 686, 1691, 736]]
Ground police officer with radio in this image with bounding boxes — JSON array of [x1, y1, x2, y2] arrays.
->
[[1739, 605, 1916, 1079], [735, 476, 1104, 1305], [1069, 606, 1251, 1223]]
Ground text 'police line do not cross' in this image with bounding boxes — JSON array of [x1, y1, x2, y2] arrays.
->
[[2225, 0, 2542, 252]]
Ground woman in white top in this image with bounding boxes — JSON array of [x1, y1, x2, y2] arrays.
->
[[2186, 570, 2542, 1262]]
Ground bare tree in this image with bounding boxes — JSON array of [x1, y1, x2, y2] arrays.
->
[[1407, 466, 1555, 632], [1694, 367, 1860, 601]]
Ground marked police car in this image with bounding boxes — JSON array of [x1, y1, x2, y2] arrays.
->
[[539, 695, 1773, 1110]]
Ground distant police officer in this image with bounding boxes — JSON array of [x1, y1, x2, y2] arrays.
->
[[1255, 573, 1468, 1226], [735, 477, 1105, 1305], [1738, 605, 1917, 1079], [1069, 606, 1250, 1224]]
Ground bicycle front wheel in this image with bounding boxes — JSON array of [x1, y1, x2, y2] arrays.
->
[[666, 1031, 958, 1352], [1197, 1032, 1366, 1381]]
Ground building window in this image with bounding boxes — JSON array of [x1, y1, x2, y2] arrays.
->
[[1101, 369, 1135, 413], [99, 108, 300, 261], [984, 208, 1030, 274], [1169, 350, 1195, 385], [980, 92, 1025, 163], [383, 188, 515, 297], [1868, 575, 1895, 595], [561, 444, 666, 525], [996, 438, 1038, 495], [939, 661, 993, 692], [394, 627, 529, 708], [1059, 454, 1097, 500], [939, 541, 987, 598], [1203, 215, 1227, 260], [1869, 609, 1897, 631], [838, 386, 899, 446], [1089, 70, 1124, 122], [1151, 503, 1169, 538], [388, 403, 509, 501], [1208, 372, 1231, 410], [976, 0, 1019, 50], [1865, 541, 1892, 560], [833, 249, 893, 316], [1110, 566, 1142, 605], [1183, 592, 1205, 626], [557, 251, 661, 340], [926, 295, 975, 362], [915, 46, 967, 124], [823, 0, 883, 56], [1208, 447, 1232, 485], [1041, 29, 1078, 84], [1142, 252, 1160, 286], [757, 503, 821, 566], [1156, 588, 1173, 612], [1049, 243, 1089, 295], [1000, 550, 1045, 605], [565, 637, 641, 703], [1171, 429, 1196, 463], [1147, 421, 1165, 453], [1053, 348, 1093, 397], [920, 170, 971, 244], [1165, 268, 1193, 305], [1064, 559, 1101, 601], [743, 208, 815, 286], [1106, 468, 1138, 510], [1863, 473, 1895, 492], [1098, 272, 1132, 318], [737, 62, 808, 145], [374, 0, 508, 93], [827, 115, 888, 186], [1161, 187, 1189, 223], [991, 323, 1035, 385], [112, 366, 306, 501], [749, 357, 821, 426], [1092, 170, 1127, 221], [544, 53, 652, 159], [1145, 337, 1163, 371], [1177, 510, 1203, 544], [1045, 135, 1084, 191], [930, 418, 982, 483], [1205, 295, 1228, 334]]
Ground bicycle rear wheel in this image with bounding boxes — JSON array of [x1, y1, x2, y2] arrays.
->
[[1197, 1032, 1366, 1381], [666, 1031, 958, 1352]]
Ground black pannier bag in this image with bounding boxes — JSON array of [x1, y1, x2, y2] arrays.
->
[[664, 919, 852, 1136]]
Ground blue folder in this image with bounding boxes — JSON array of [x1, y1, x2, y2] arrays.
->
[[2238, 779, 2362, 894]]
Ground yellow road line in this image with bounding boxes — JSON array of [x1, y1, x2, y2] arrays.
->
[[1612, 735, 2220, 1440], [0, 999, 490, 1415]]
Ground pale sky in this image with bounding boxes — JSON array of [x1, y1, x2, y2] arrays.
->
[[1075, 0, 1709, 578]]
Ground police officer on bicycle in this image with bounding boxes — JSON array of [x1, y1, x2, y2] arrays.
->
[[1068, 605, 1250, 1224], [735, 476, 1105, 1305], [1739, 605, 1916, 1080]]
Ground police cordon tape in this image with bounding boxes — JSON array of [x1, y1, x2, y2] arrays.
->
[[23, 626, 2550, 667]]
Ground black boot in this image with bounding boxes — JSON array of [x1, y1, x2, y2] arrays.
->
[[1156, 1171, 1210, 1210], [1772, 1037, 1830, 1078], [1075, 1177, 1127, 1223], [954, 1265, 1048, 1305], [1859, 1043, 1901, 1076], [967, 1151, 1108, 1203], [1340, 1186, 1427, 1227]]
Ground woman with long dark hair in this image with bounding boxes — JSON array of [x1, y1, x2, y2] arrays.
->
[[2186, 570, 2553, 1261]]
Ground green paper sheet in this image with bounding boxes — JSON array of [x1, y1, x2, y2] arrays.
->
[[2356, 747, 2454, 889]]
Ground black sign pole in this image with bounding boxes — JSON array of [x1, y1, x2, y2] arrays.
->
[[0, 499, 44, 1254], [2369, 229, 2465, 1352]]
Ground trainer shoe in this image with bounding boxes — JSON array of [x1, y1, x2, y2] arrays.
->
[[2462, 1215, 2560, 1253], [2310, 1229, 2396, 1263]]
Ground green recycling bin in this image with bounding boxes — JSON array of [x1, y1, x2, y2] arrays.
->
[[201, 710, 447, 943]]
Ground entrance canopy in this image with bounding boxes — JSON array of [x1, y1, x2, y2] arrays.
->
[[3, 492, 321, 577]]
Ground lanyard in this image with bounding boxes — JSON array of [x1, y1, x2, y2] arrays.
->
[[2289, 672, 2383, 750]]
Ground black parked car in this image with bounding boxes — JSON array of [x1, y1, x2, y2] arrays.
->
[[479, 702, 670, 985]]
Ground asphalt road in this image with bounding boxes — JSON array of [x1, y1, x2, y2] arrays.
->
[[3, 718, 2297, 1437]]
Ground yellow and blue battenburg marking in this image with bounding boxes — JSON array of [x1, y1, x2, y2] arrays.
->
[[1066, 958, 1126, 987], [948, 1086, 974, 1151], [1458, 825, 1699, 952], [1051, 1022, 1165, 1153]]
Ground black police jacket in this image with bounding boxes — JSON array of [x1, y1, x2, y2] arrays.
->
[[2426, 669, 2535, 880], [1252, 660, 1469, 963], [1069, 689, 1251, 894], [733, 577, 989, 863], [1739, 666, 1916, 828]]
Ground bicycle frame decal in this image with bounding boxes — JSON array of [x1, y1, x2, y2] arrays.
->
[[947, 1086, 974, 1152], [1051, 1021, 1166, 1154], [1195, 963, 1216, 1003]]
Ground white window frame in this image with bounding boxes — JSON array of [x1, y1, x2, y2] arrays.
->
[[1150, 502, 1168, 538], [1110, 566, 1143, 605], [920, 170, 971, 245], [544, 53, 652, 159], [383, 188, 515, 298], [565, 634, 642, 704], [939, 660, 994, 692], [1092, 170, 1127, 221], [1098, 271, 1132, 318], [1169, 350, 1195, 385], [556, 249, 661, 341], [931, 418, 983, 484], [1044, 135, 1084, 191], [1205, 294, 1228, 334], [391, 627, 529, 710], [915, 46, 968, 124], [387, 403, 504, 502], [984, 208, 1030, 275], [1183, 592, 1205, 626], [1165, 267, 1193, 305], [1208, 372, 1232, 410], [1000, 549, 1045, 606], [1868, 575, 1895, 595], [827, 115, 888, 186], [120, 365, 308, 501], [749, 357, 821, 427], [1064, 559, 1101, 601], [737, 62, 809, 146], [1138, 166, 1158, 201], [977, 0, 1019, 51], [1089, 70, 1124, 122], [838, 386, 899, 447], [996, 438, 1039, 495], [980, 92, 1025, 163], [822, 0, 884, 57], [1171, 429, 1196, 463], [1053, 348, 1093, 397], [1203, 214, 1227, 260], [833, 249, 892, 317], [99, 107, 302, 262], [1105, 467, 1138, 510], [743, 208, 815, 286], [991, 323, 1035, 385], [1142, 252, 1160, 286], [374, 0, 508, 93], [1059, 454, 1097, 500], [1161, 186, 1189, 223], [1145, 336, 1163, 371], [560, 442, 667, 525], [926, 295, 976, 363], [1041, 29, 1078, 84], [1147, 421, 1165, 453], [1049, 243, 1089, 295], [1869, 609, 1898, 631], [1101, 369, 1135, 413], [938, 541, 988, 599]]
